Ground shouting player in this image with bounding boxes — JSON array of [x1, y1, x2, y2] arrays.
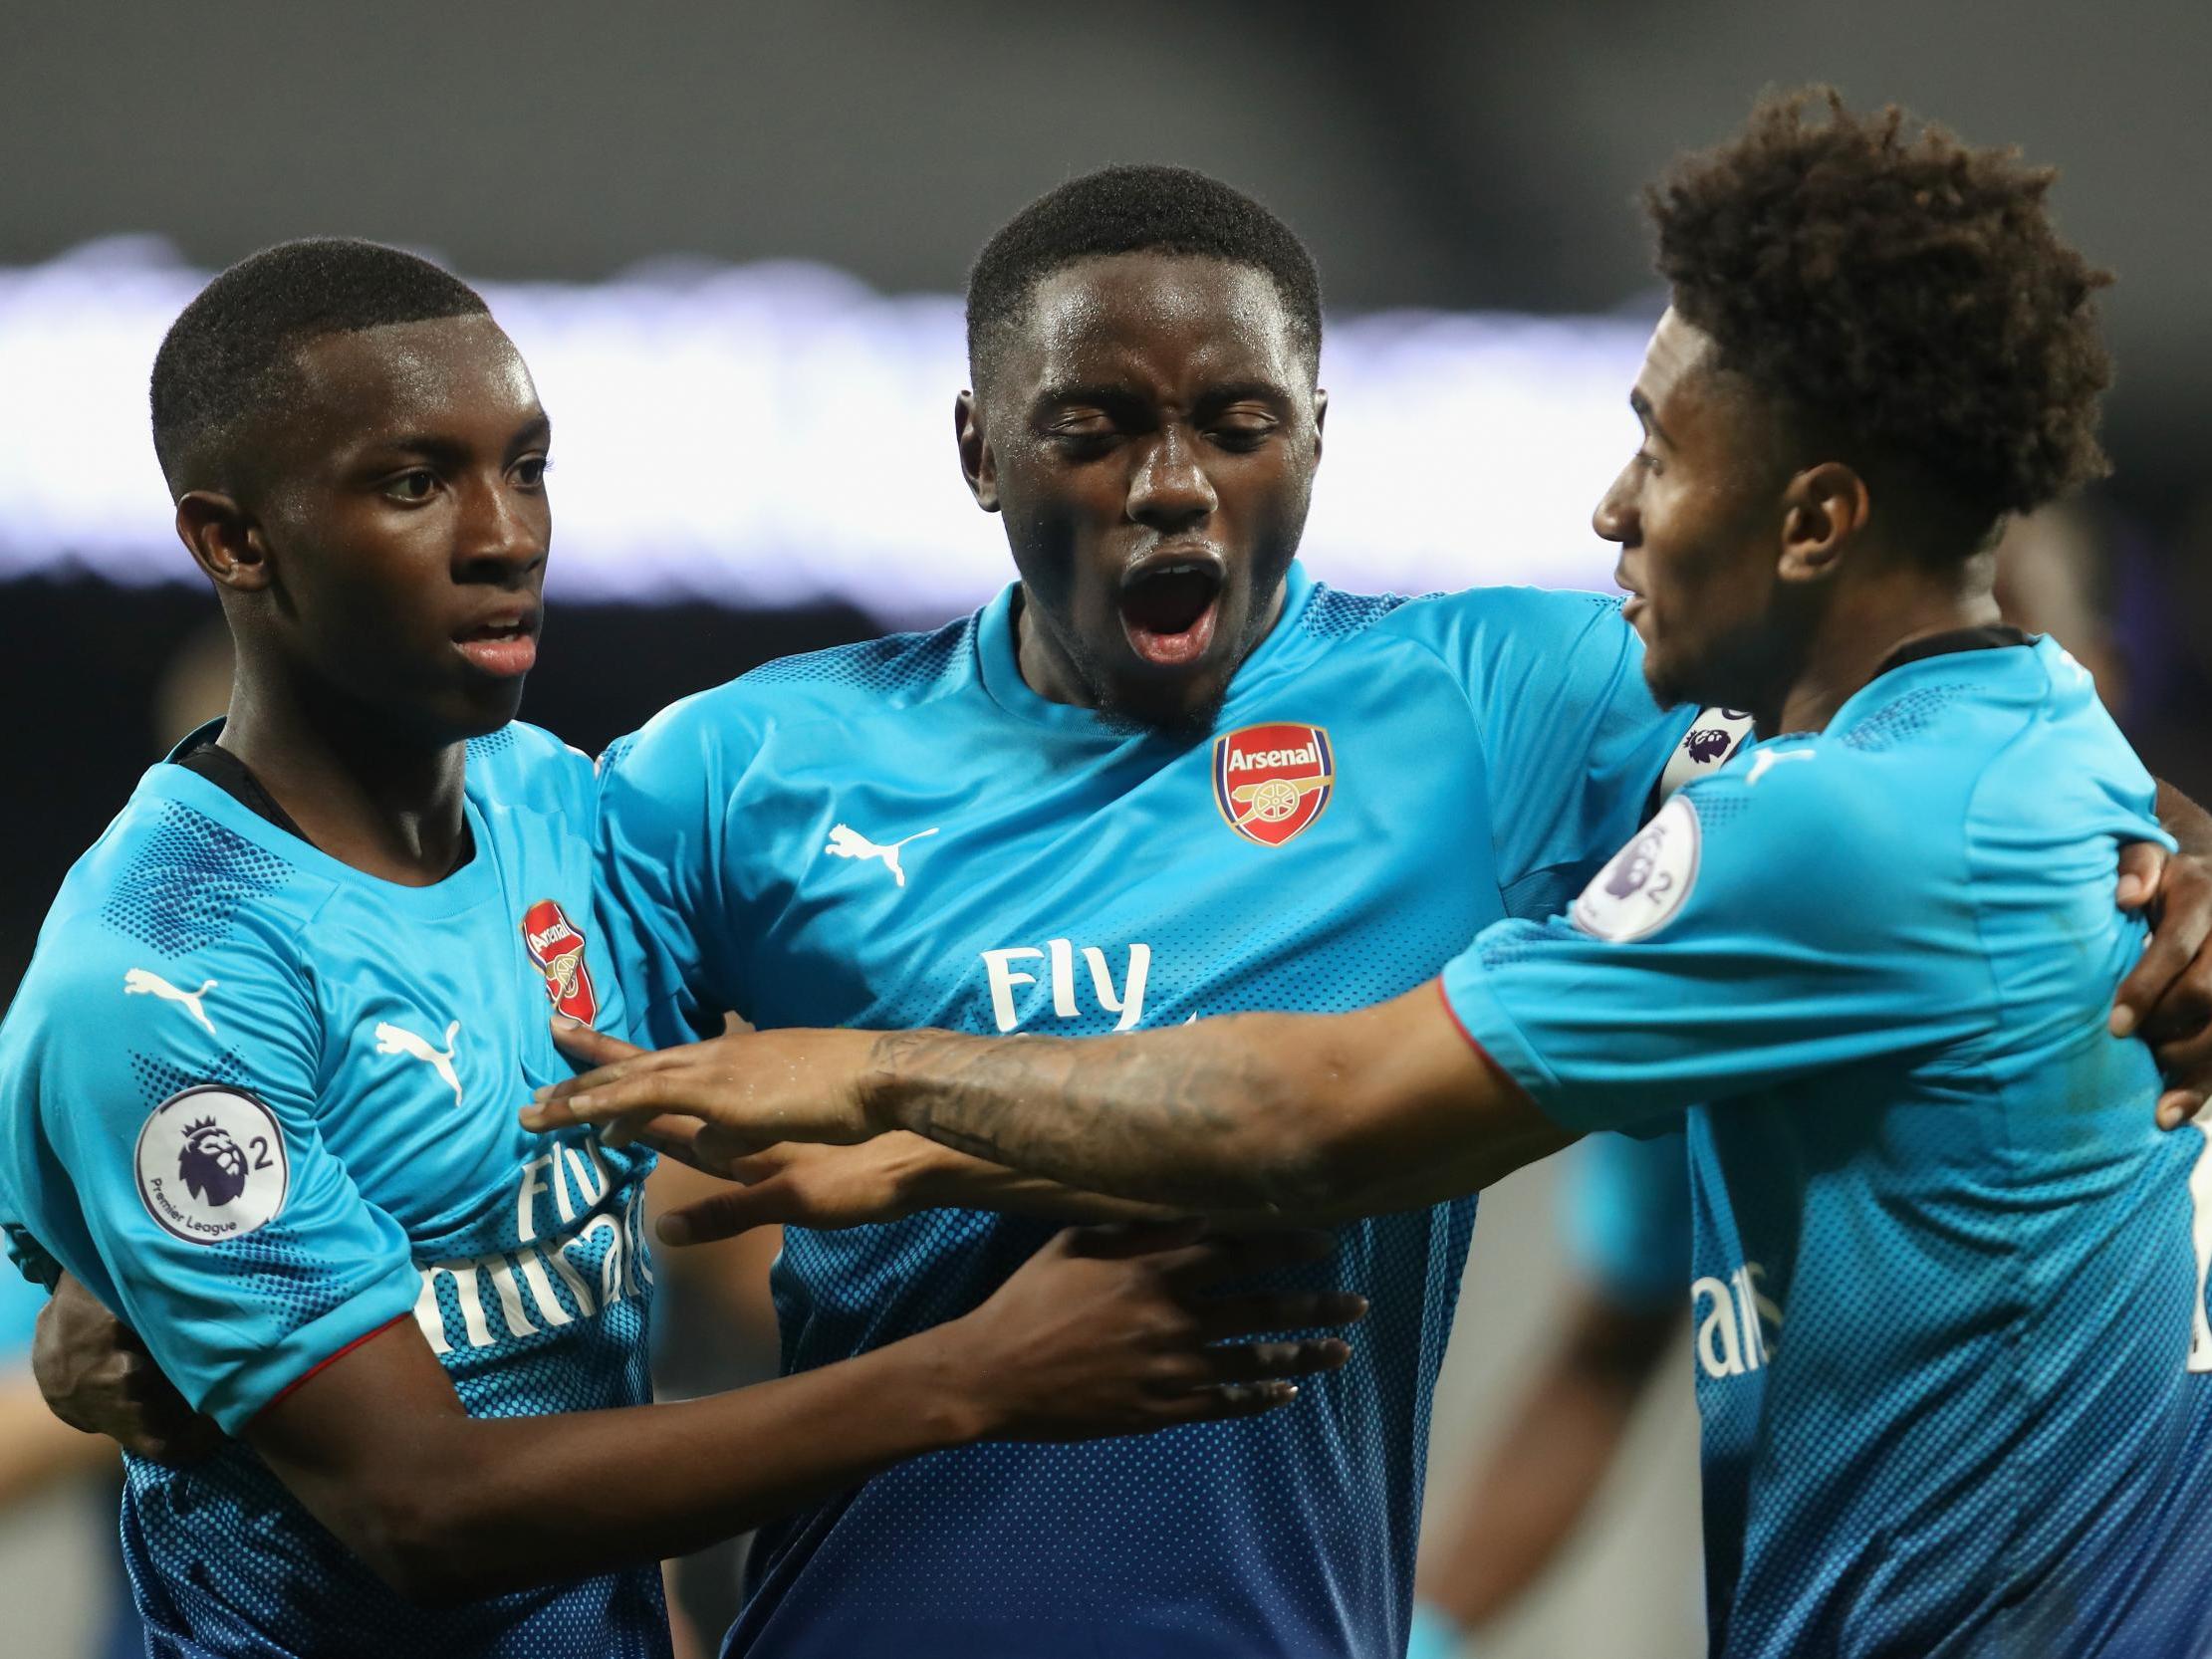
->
[[532, 98, 2212, 1655], [0, 241, 1360, 1657], [545, 160, 2212, 1659]]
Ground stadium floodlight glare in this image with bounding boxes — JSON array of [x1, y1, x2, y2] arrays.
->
[[0, 239, 1650, 616]]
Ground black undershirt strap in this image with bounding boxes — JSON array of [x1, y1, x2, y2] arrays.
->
[[172, 733, 315, 846], [1872, 623, 2032, 677]]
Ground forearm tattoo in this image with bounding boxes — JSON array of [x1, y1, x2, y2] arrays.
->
[[863, 1024, 1302, 1211]]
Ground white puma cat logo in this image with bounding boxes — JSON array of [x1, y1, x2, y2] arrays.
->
[[1746, 749, 1817, 789], [823, 824, 939, 890], [123, 969, 217, 1037], [373, 1020, 464, 1107]]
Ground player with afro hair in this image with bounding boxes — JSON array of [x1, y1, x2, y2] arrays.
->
[[1645, 87, 2112, 561]]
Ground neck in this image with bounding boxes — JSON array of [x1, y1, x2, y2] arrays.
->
[[1012, 590, 1094, 709], [1764, 554, 2001, 736], [217, 653, 472, 886]]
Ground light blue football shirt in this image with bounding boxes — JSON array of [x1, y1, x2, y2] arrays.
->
[[597, 562, 1706, 1659], [0, 721, 667, 1659], [1443, 634, 2212, 1656]]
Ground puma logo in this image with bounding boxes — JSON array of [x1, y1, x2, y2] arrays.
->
[[123, 969, 217, 1037], [823, 824, 939, 890], [1746, 749, 1817, 789], [373, 1020, 464, 1107]]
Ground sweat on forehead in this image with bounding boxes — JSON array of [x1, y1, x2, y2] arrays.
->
[[1015, 256, 1314, 390]]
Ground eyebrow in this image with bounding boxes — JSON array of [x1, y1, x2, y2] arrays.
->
[[1629, 389, 1672, 446], [1031, 379, 1295, 413]]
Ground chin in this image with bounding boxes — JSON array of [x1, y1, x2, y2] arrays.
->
[[1100, 670, 1231, 743], [1640, 654, 1697, 713], [448, 686, 530, 742]]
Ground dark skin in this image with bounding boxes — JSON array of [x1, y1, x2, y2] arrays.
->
[[40, 256, 1367, 1517], [523, 308, 2212, 1209], [62, 263, 2212, 1500], [1417, 1288, 1682, 1632], [35, 311, 1365, 1607], [177, 314, 551, 883], [961, 252, 1324, 733]]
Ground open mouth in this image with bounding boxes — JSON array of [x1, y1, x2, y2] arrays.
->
[[454, 615, 539, 678], [1118, 560, 1224, 669]]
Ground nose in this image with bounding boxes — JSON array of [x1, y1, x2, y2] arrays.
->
[[1592, 465, 1638, 546], [455, 473, 546, 585], [1125, 424, 1217, 534]]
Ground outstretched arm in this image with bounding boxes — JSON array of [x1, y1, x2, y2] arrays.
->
[[528, 983, 1575, 1218], [135, 1223, 1354, 1605], [648, 1134, 1197, 1246], [550, 1028, 1308, 1243]]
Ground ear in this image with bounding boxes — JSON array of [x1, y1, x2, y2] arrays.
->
[[175, 492, 274, 593], [1777, 462, 1870, 584], [1311, 387, 1328, 471], [955, 389, 999, 514]]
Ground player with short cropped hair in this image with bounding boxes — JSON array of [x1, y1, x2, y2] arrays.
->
[[0, 238, 1361, 1658], [530, 97, 2212, 1656], [571, 159, 1719, 1659]]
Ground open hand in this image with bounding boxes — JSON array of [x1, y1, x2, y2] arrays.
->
[[528, 1020, 877, 1153], [956, 1222, 1367, 1440]]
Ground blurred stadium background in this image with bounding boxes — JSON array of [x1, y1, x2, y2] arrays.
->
[[3, 5, 2204, 1654]]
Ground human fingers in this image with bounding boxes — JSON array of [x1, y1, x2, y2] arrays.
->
[[2157, 1087, 2208, 1130], [98, 1351, 219, 1463], [2151, 1026, 2212, 1129], [2113, 923, 2197, 1040], [1191, 1291, 1369, 1342], [532, 1040, 689, 1112], [138, 1416, 225, 1466], [1148, 1380, 1304, 1424], [1055, 1218, 1211, 1262], [2115, 840, 2167, 912], [658, 1181, 815, 1246], [550, 1018, 645, 1069], [1178, 1337, 1355, 1388], [522, 1051, 727, 1134], [603, 1111, 704, 1157], [126, 1388, 225, 1466], [2114, 850, 2212, 1039], [1152, 1229, 1338, 1290], [2138, 927, 2212, 1051]]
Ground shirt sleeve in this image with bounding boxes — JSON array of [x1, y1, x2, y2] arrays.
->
[[1560, 1130, 1692, 1310], [14, 928, 421, 1433], [1408, 589, 1699, 919], [595, 715, 745, 1048], [1439, 753, 1994, 1135]]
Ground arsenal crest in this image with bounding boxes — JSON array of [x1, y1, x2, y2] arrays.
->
[[1213, 722, 1335, 847], [521, 898, 599, 1024]]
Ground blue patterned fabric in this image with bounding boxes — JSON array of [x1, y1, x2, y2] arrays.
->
[[0, 722, 668, 1658], [1444, 637, 2212, 1656], [597, 562, 1692, 1658]]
